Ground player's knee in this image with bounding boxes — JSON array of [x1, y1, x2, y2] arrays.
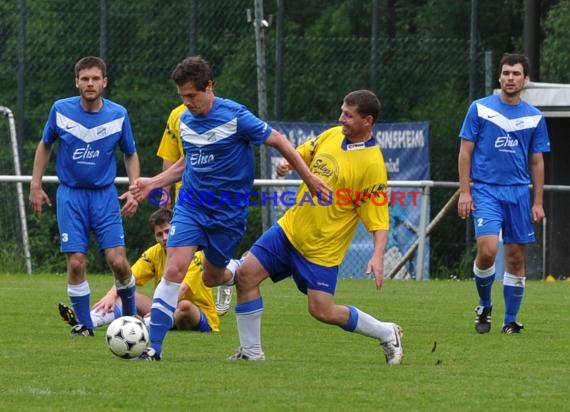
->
[[174, 302, 198, 330], [308, 303, 333, 324], [235, 266, 266, 292], [477, 241, 499, 264], [67, 254, 86, 277], [309, 309, 334, 324], [476, 249, 497, 268], [176, 300, 192, 314]]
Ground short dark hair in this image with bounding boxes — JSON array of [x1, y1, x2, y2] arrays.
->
[[75, 56, 107, 78], [343, 90, 381, 123], [148, 208, 172, 232], [171, 56, 214, 91], [499, 53, 530, 77]]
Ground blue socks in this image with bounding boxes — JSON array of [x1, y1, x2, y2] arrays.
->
[[148, 278, 180, 354], [474, 264, 526, 325], [116, 275, 137, 316], [473, 263, 496, 308], [503, 273, 525, 324], [68, 281, 93, 329]]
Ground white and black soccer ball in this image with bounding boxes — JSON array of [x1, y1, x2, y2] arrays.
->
[[105, 316, 149, 359]]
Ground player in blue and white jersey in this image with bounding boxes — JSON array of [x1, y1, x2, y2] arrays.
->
[[156, 103, 235, 316], [457, 53, 550, 334], [29, 56, 140, 337], [130, 56, 330, 361]]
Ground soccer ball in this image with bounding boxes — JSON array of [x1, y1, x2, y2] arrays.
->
[[105, 316, 149, 359]]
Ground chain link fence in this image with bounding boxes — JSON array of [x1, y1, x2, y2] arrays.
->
[[1, 1, 499, 278]]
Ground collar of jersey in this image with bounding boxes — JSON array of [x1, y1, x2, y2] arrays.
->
[[341, 136, 376, 151]]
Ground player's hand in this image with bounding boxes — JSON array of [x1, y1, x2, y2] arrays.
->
[[119, 190, 138, 217], [531, 204, 545, 223], [276, 159, 291, 177], [366, 258, 384, 289], [129, 177, 154, 203], [457, 192, 474, 220], [29, 186, 52, 217], [305, 174, 332, 204], [92, 293, 117, 313]]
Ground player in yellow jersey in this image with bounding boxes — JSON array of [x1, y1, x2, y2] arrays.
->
[[58, 208, 239, 332], [156, 103, 185, 206], [156, 103, 234, 316], [229, 90, 403, 364]]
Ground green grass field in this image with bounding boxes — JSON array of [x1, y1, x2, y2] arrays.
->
[[0, 273, 568, 411]]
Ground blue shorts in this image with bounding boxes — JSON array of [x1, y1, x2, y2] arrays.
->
[[250, 224, 339, 295], [472, 183, 535, 244], [56, 185, 125, 253], [166, 203, 244, 267]]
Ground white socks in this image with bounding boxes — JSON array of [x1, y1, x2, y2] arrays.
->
[[353, 308, 396, 342]]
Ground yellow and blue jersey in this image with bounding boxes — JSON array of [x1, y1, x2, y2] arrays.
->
[[279, 126, 389, 267], [156, 103, 186, 196], [131, 247, 219, 332]]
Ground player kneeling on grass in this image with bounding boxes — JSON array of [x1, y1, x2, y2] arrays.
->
[[59, 208, 239, 333], [229, 90, 403, 365]]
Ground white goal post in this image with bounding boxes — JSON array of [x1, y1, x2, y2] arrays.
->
[[0, 106, 32, 274]]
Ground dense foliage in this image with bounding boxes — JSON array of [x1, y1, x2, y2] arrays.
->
[[0, 0, 567, 275]]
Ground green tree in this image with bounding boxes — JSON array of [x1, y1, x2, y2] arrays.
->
[[542, 0, 570, 83], [1, 0, 565, 274]]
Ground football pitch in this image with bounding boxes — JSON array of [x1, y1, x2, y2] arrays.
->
[[0, 273, 568, 411]]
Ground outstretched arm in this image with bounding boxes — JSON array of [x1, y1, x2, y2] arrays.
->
[[130, 157, 186, 203], [265, 130, 331, 201]]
